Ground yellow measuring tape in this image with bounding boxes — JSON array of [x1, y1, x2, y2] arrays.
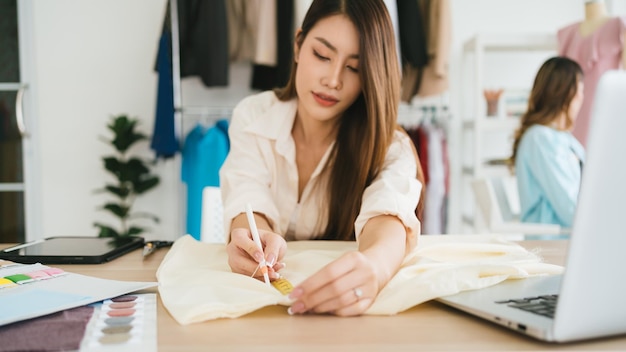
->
[[271, 277, 294, 295]]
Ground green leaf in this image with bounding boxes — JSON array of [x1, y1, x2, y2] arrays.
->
[[103, 157, 152, 184], [125, 158, 150, 173], [96, 113, 161, 239], [103, 157, 123, 178], [128, 211, 160, 223], [134, 176, 159, 194], [103, 203, 129, 218], [107, 115, 147, 152], [125, 227, 144, 237], [94, 223, 120, 238], [104, 184, 130, 198]]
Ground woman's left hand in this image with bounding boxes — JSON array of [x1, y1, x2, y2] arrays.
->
[[287, 250, 380, 316]]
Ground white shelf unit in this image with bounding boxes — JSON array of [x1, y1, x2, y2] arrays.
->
[[458, 33, 557, 231]]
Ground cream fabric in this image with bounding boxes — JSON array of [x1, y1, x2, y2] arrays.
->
[[157, 235, 563, 325]]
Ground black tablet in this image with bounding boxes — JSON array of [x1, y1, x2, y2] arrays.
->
[[0, 236, 145, 264]]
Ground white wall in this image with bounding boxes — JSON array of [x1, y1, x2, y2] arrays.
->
[[30, 0, 173, 240], [26, 0, 622, 240]]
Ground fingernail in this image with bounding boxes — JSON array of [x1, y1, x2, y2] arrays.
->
[[288, 287, 303, 300], [266, 254, 276, 267], [253, 252, 263, 263], [288, 301, 305, 314]]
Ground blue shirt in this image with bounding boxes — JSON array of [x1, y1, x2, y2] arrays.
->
[[515, 125, 585, 227], [181, 120, 230, 240]]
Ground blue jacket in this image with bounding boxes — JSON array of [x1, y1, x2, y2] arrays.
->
[[515, 125, 585, 227]]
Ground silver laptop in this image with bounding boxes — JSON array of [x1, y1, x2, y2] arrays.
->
[[438, 70, 626, 342]]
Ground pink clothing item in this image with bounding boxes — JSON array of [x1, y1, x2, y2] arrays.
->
[[558, 16, 626, 146]]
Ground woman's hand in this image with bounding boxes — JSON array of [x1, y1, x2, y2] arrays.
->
[[226, 227, 287, 281], [287, 250, 380, 316], [287, 215, 409, 317]]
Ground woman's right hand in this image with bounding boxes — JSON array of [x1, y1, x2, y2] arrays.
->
[[226, 228, 287, 281]]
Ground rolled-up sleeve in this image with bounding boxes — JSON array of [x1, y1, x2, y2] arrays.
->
[[354, 131, 422, 246], [219, 96, 281, 234]]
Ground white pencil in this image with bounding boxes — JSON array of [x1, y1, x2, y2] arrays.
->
[[245, 203, 271, 285]]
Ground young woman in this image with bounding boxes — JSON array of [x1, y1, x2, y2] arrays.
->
[[219, 0, 422, 316], [509, 56, 585, 228]]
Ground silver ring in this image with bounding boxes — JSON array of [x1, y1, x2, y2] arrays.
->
[[353, 288, 363, 301]]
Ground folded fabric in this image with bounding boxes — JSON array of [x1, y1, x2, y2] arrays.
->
[[157, 235, 563, 325]]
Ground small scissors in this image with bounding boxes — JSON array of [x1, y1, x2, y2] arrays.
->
[[142, 240, 174, 259]]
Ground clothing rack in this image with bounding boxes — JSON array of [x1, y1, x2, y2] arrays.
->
[[169, 0, 183, 145], [177, 106, 233, 116], [178, 106, 233, 142], [399, 98, 451, 235], [169, 0, 231, 239], [177, 106, 233, 122], [168, 0, 237, 143], [398, 102, 450, 129]]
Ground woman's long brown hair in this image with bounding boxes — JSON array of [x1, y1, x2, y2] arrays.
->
[[509, 56, 583, 169], [274, 0, 403, 240]]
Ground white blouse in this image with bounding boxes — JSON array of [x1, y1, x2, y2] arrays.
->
[[219, 91, 421, 243]]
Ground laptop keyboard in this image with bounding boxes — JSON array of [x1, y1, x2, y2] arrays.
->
[[495, 294, 558, 318]]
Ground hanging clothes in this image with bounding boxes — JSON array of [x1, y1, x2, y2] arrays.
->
[[181, 120, 230, 240], [227, 0, 257, 63], [151, 0, 230, 159], [176, 0, 229, 87], [154, 0, 229, 87], [251, 0, 294, 90], [400, 0, 452, 101], [417, 0, 452, 98], [422, 122, 446, 234], [397, 0, 429, 102], [151, 22, 178, 159], [252, 0, 277, 67], [404, 125, 427, 223], [401, 106, 450, 234]]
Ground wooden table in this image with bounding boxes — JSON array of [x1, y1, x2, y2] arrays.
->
[[4, 240, 626, 351]]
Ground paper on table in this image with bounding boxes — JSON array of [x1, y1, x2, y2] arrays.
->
[[157, 235, 564, 325], [0, 263, 157, 327], [1, 289, 91, 323]]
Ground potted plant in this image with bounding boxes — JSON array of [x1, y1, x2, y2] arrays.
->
[[94, 114, 160, 242]]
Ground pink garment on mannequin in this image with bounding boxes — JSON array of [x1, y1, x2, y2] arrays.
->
[[558, 17, 626, 146]]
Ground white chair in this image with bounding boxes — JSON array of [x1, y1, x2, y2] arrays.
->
[[200, 186, 226, 243], [471, 176, 568, 236]]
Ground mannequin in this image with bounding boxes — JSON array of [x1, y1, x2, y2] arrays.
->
[[580, 0, 609, 35], [580, 0, 626, 67], [557, 0, 626, 146]]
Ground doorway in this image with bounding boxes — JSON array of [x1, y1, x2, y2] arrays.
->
[[0, 0, 27, 243]]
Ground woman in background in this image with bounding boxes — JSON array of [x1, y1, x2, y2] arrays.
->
[[219, 0, 423, 317], [509, 56, 585, 228]]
